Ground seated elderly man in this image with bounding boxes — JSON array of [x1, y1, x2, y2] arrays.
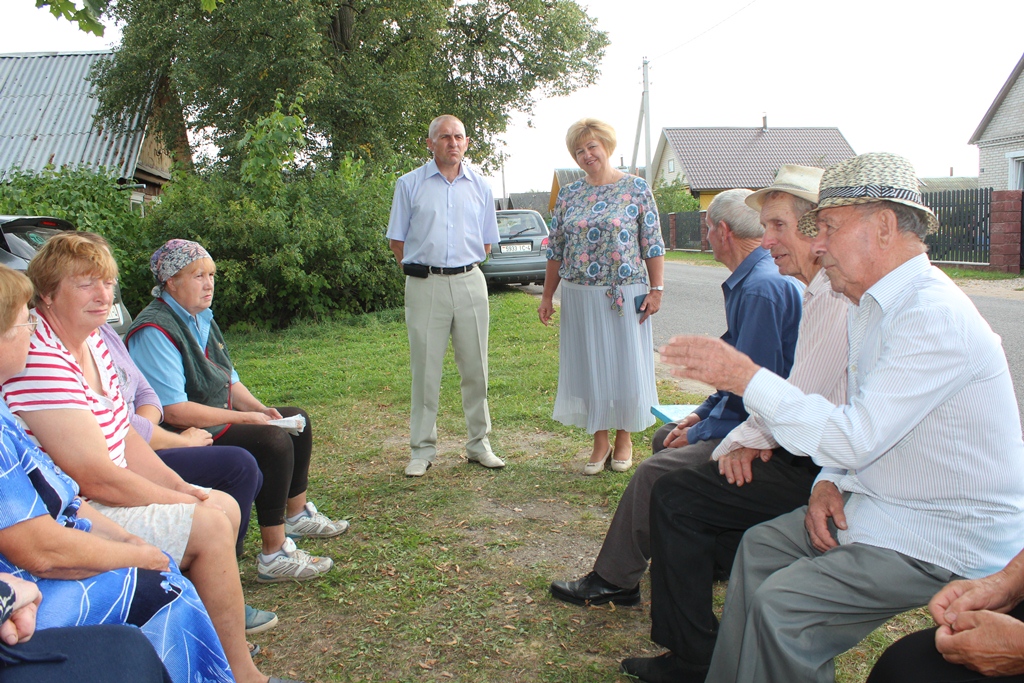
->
[[619, 165, 850, 682], [659, 152, 1024, 683], [551, 188, 803, 607]]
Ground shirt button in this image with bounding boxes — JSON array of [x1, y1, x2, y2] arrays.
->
[[223, 403, 229, 408]]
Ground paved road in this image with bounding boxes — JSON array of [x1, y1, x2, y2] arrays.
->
[[521, 261, 1024, 417]]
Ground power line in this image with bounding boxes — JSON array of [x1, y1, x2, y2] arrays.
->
[[651, 0, 760, 62]]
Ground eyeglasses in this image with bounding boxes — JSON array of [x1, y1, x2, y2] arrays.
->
[[10, 312, 39, 334]]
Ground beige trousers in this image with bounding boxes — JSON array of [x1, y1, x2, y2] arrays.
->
[[405, 267, 492, 462]]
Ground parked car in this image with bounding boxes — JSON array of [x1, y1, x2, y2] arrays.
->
[[480, 209, 549, 286], [0, 215, 134, 335]]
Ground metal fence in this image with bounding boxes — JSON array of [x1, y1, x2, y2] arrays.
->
[[661, 210, 704, 250], [922, 188, 991, 264]]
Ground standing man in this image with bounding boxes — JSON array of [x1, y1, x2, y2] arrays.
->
[[550, 188, 802, 607], [660, 153, 1024, 683], [387, 115, 504, 477]]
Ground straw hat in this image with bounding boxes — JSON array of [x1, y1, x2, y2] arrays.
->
[[797, 152, 938, 236], [745, 164, 824, 211]]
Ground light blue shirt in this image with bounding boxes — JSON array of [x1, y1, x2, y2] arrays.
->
[[127, 292, 240, 407], [386, 158, 500, 267], [744, 254, 1024, 579]]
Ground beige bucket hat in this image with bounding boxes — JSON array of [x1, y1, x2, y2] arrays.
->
[[797, 152, 938, 236], [745, 164, 824, 212]]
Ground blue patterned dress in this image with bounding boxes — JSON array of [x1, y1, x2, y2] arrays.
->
[[546, 174, 664, 433], [0, 402, 232, 683]]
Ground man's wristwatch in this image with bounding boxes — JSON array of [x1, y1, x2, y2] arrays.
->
[[650, 285, 664, 291]]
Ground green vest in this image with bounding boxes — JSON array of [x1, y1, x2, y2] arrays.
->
[[126, 299, 234, 438]]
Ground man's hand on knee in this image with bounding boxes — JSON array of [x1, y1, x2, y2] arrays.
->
[[805, 481, 846, 552], [663, 414, 700, 449], [719, 447, 772, 486], [935, 611, 1024, 676]]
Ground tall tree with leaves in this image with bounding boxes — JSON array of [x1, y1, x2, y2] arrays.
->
[[92, 0, 607, 171]]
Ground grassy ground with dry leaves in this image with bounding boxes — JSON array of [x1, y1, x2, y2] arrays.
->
[[229, 289, 930, 683]]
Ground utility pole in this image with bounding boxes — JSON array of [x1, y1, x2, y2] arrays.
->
[[629, 58, 652, 180]]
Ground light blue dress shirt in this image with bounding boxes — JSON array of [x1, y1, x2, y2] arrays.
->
[[127, 292, 239, 407], [386, 158, 500, 267], [744, 254, 1024, 579]]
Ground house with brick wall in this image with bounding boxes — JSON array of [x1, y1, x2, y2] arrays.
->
[[970, 52, 1024, 191]]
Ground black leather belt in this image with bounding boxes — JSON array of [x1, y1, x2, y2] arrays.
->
[[427, 264, 475, 275]]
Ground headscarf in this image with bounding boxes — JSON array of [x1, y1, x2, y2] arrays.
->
[[149, 239, 212, 297]]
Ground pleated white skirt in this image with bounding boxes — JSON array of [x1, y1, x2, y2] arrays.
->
[[552, 281, 658, 434]]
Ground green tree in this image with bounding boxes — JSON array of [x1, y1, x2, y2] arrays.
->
[[91, 0, 608, 171], [654, 177, 701, 214], [32, 0, 223, 36]]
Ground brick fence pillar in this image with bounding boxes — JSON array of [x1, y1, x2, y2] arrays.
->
[[699, 210, 709, 252], [668, 213, 677, 250], [990, 190, 1023, 274]]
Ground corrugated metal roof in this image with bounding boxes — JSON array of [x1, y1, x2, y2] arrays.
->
[[919, 177, 980, 193], [663, 127, 856, 191], [554, 168, 586, 187], [0, 51, 149, 181]]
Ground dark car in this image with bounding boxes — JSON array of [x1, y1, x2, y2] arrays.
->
[[0, 215, 134, 335], [480, 209, 549, 286]]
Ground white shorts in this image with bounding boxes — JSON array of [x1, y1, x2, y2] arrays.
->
[[90, 493, 206, 564]]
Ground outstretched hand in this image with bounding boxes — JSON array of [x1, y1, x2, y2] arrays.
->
[[659, 336, 760, 395]]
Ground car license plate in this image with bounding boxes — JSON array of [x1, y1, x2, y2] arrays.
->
[[501, 243, 531, 253]]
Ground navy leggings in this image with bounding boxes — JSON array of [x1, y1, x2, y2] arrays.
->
[[213, 407, 312, 529], [157, 445, 262, 556]]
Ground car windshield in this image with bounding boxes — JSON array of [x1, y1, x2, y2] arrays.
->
[[2, 226, 66, 260], [497, 214, 546, 238]]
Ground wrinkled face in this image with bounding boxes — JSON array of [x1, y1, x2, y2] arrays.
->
[[0, 305, 34, 382], [574, 136, 610, 177], [426, 119, 469, 170], [760, 194, 819, 284], [811, 204, 878, 302], [46, 269, 114, 334], [167, 258, 216, 316]]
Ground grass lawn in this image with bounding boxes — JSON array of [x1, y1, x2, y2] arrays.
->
[[230, 289, 929, 682]]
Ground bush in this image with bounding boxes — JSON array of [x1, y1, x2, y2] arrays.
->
[[654, 176, 701, 214], [0, 166, 152, 302], [138, 156, 404, 328]]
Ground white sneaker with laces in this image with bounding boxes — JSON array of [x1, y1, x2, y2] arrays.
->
[[284, 502, 350, 539], [256, 537, 333, 583]]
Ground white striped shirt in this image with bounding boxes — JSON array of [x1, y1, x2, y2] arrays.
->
[[712, 267, 848, 459], [1, 314, 130, 469], [744, 254, 1024, 579]]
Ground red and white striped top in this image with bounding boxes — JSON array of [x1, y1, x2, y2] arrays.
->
[[0, 313, 130, 468]]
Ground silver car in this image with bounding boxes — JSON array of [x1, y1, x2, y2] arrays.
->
[[480, 210, 549, 286], [0, 215, 134, 335]]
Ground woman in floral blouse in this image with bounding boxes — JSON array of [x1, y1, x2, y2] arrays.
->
[[538, 119, 665, 474]]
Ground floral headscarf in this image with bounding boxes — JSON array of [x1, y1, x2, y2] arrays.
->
[[149, 239, 212, 297]]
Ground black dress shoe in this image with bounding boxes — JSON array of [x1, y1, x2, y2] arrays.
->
[[549, 571, 640, 606], [620, 652, 708, 683]]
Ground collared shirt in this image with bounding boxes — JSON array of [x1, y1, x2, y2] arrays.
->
[[687, 247, 803, 444], [386, 158, 499, 267], [712, 267, 849, 458], [126, 292, 239, 407], [744, 254, 1024, 579]]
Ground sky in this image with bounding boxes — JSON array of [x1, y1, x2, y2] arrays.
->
[[6, 0, 1024, 197]]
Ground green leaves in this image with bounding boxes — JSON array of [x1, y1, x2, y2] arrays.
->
[[35, 0, 107, 36], [238, 92, 308, 202], [654, 177, 701, 214]]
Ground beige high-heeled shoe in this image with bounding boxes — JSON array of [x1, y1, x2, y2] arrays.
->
[[584, 446, 613, 475], [610, 446, 633, 472]]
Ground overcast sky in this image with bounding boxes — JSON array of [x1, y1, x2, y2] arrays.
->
[[7, 0, 1024, 197]]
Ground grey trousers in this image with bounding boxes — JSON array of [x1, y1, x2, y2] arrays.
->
[[705, 505, 958, 683], [405, 267, 493, 462], [592, 422, 720, 589]]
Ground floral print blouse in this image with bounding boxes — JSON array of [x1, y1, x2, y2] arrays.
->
[[547, 174, 665, 312]]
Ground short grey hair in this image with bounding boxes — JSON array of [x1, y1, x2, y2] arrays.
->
[[763, 190, 816, 220], [857, 201, 930, 240], [707, 189, 763, 239], [428, 115, 465, 140]]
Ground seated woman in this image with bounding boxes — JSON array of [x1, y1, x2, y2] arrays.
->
[[0, 572, 172, 683], [0, 236, 295, 683], [0, 264, 231, 683], [126, 239, 348, 583]]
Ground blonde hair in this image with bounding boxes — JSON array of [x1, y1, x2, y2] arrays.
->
[[565, 118, 616, 158], [0, 265, 35, 335], [26, 231, 119, 304]]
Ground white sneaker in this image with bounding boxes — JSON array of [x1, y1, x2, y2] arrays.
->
[[468, 452, 505, 468], [284, 502, 349, 539], [256, 538, 333, 583]]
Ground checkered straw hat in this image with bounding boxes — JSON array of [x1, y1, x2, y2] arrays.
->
[[797, 152, 939, 237]]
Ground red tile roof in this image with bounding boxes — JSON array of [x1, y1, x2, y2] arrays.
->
[[664, 127, 855, 191]]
